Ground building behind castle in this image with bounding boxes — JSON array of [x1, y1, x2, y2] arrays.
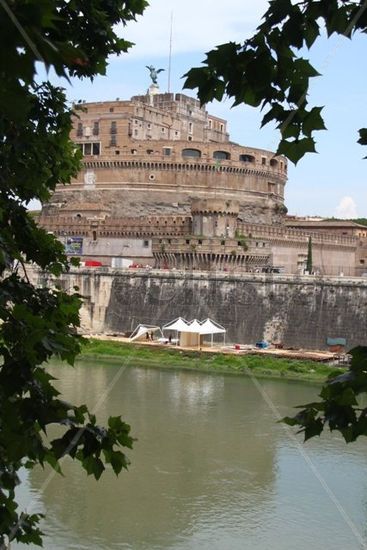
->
[[38, 88, 366, 276]]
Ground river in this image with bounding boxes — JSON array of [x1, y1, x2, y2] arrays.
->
[[14, 359, 367, 549]]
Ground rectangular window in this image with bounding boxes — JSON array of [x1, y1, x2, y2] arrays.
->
[[92, 142, 100, 155], [262, 157, 267, 165], [77, 123, 83, 137], [163, 148, 172, 156], [143, 240, 149, 248], [220, 123, 224, 132], [93, 121, 99, 136], [84, 142, 92, 155], [111, 121, 117, 134], [110, 135, 117, 146], [188, 122, 193, 134]]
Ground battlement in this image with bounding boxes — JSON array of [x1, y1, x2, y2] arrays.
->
[[39, 215, 192, 238]]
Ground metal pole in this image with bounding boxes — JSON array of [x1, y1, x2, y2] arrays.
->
[[167, 11, 173, 93]]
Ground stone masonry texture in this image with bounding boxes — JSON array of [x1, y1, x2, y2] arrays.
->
[[74, 270, 367, 350]]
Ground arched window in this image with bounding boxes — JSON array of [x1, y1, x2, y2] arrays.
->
[[239, 154, 255, 163], [213, 150, 230, 160], [182, 148, 201, 158], [270, 158, 278, 168]]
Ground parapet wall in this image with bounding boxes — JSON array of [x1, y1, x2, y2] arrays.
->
[[36, 269, 367, 350]]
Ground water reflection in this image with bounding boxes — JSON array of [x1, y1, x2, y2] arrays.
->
[[14, 361, 367, 550]]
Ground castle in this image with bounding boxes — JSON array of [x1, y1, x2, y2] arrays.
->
[[39, 84, 366, 276]]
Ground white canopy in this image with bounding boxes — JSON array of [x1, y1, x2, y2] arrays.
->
[[199, 318, 226, 335], [186, 319, 203, 333], [162, 317, 226, 348], [163, 317, 190, 332], [163, 317, 226, 335], [129, 324, 162, 342]]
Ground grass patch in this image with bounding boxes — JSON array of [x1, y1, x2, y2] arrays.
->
[[79, 339, 343, 383]]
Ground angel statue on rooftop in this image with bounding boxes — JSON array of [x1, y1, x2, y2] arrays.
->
[[146, 65, 165, 85]]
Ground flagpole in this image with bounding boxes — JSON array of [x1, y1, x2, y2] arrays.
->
[[168, 11, 173, 93]]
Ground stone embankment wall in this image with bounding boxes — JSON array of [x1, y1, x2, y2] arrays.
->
[[35, 269, 367, 350]]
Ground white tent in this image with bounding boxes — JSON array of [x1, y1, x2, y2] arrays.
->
[[162, 317, 190, 346], [186, 319, 202, 332], [199, 318, 226, 334], [163, 317, 190, 332], [163, 317, 226, 348], [129, 324, 162, 342], [180, 319, 203, 347], [199, 318, 226, 346]]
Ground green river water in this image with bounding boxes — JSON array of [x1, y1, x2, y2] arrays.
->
[[13, 359, 367, 549]]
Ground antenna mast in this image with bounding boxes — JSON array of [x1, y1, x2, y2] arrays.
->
[[167, 11, 173, 93]]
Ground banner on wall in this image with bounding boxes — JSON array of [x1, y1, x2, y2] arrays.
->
[[65, 236, 83, 255]]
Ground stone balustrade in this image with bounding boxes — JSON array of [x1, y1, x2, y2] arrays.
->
[[238, 222, 357, 247]]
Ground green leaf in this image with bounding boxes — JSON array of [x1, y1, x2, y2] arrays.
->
[[304, 417, 324, 440], [277, 137, 317, 164], [281, 122, 301, 140], [304, 19, 320, 49], [349, 346, 367, 373], [302, 106, 326, 136], [293, 58, 321, 78], [282, 7, 305, 49], [336, 388, 358, 407], [358, 128, 367, 145], [261, 103, 285, 127], [110, 450, 129, 475], [82, 455, 105, 480]]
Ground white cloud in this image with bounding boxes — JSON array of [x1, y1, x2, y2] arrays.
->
[[118, 0, 269, 58], [335, 196, 358, 218]]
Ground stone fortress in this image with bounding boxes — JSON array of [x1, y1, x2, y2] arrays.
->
[[39, 80, 367, 277]]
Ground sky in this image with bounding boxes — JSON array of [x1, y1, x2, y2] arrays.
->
[[48, 0, 367, 219]]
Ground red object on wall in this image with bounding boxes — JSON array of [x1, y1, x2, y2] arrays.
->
[[85, 260, 103, 267]]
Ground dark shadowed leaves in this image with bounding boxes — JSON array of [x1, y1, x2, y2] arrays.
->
[[0, 0, 148, 546], [283, 347, 367, 442], [183, 0, 366, 162]]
